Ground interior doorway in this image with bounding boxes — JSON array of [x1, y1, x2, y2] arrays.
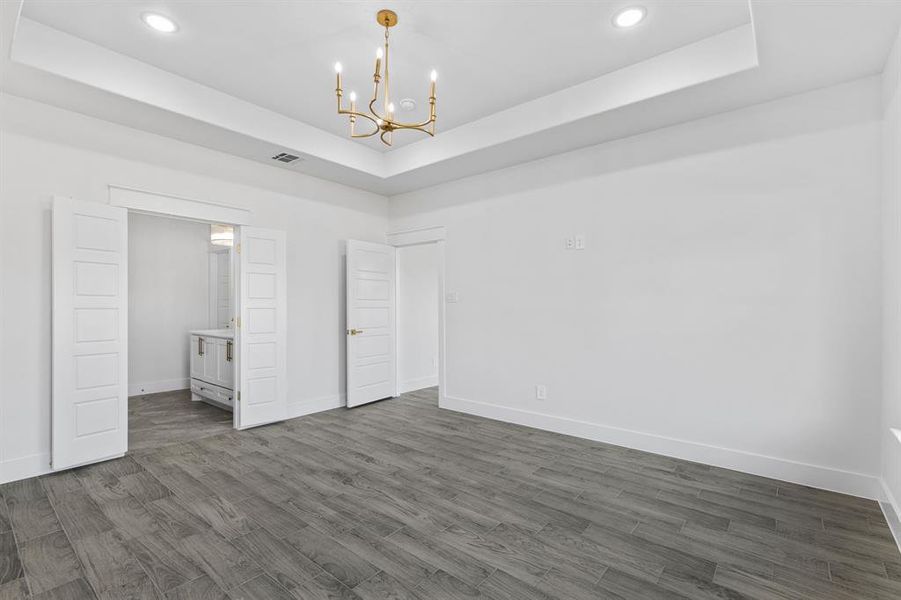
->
[[344, 227, 446, 409], [127, 212, 235, 451], [396, 242, 440, 396], [50, 193, 288, 472]]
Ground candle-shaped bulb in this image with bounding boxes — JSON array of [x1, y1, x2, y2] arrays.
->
[[376, 48, 384, 59], [374, 48, 382, 79], [430, 69, 438, 82], [349, 91, 357, 102], [388, 102, 395, 116], [335, 62, 343, 97]]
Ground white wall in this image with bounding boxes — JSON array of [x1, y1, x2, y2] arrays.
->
[[881, 28, 901, 535], [397, 243, 439, 393], [391, 77, 885, 498], [0, 72, 893, 506], [128, 213, 211, 396], [0, 93, 388, 484]]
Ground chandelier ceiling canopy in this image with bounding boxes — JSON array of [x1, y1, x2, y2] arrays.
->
[[334, 9, 437, 147]]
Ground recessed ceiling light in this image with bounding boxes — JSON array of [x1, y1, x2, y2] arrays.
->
[[613, 6, 646, 28], [141, 12, 178, 33], [399, 98, 416, 112]]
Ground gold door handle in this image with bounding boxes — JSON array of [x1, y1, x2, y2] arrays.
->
[[198, 337, 204, 356], [226, 340, 233, 362], [347, 328, 364, 336]]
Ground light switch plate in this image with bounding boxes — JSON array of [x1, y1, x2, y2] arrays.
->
[[574, 234, 585, 250], [445, 291, 459, 303], [536, 384, 547, 400]]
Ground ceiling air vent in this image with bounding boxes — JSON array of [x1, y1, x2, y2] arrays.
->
[[271, 152, 302, 164]]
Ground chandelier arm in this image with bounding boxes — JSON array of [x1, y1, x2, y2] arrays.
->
[[351, 128, 381, 139], [389, 125, 434, 137], [338, 108, 381, 126], [367, 97, 387, 123], [386, 117, 437, 130], [379, 129, 393, 146], [347, 117, 382, 138], [401, 128, 435, 137], [337, 107, 382, 137]]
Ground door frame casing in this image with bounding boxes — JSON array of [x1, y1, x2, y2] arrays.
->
[[386, 226, 447, 404], [109, 188, 247, 433], [109, 185, 252, 225]]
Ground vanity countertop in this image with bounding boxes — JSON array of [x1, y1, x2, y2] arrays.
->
[[190, 328, 234, 339]]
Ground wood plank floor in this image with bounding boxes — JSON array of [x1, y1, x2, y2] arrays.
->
[[128, 390, 233, 452], [1, 387, 899, 599]]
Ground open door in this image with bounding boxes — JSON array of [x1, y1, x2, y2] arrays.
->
[[346, 240, 397, 407], [52, 197, 128, 470], [235, 226, 287, 429]]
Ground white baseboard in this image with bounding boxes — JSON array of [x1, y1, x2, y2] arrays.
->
[[441, 395, 883, 500], [399, 375, 439, 394], [128, 378, 189, 397], [881, 479, 901, 556], [0, 452, 51, 485], [287, 394, 345, 419]]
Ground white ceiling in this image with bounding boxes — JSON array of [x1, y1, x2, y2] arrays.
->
[[2, 1, 901, 196], [20, 0, 751, 151]]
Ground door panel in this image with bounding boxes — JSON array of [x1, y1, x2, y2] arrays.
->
[[346, 240, 396, 408], [52, 197, 128, 470], [236, 227, 287, 429]]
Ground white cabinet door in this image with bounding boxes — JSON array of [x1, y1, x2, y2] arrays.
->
[[202, 337, 218, 384], [52, 196, 128, 471], [236, 227, 287, 429], [346, 240, 396, 407], [219, 339, 235, 389], [190, 335, 205, 380]]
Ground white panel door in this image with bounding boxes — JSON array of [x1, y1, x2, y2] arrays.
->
[[346, 240, 396, 408], [236, 227, 287, 429], [52, 196, 128, 470]]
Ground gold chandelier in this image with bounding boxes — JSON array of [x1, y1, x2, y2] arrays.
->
[[334, 9, 437, 146]]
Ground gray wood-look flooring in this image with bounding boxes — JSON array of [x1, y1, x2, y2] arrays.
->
[[128, 390, 233, 452], [1, 387, 899, 599]]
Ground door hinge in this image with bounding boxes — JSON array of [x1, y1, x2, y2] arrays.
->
[[238, 391, 241, 401], [236, 317, 241, 328], [236, 243, 241, 254]]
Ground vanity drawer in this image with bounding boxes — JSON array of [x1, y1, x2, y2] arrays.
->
[[214, 387, 234, 408], [191, 379, 233, 409]]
